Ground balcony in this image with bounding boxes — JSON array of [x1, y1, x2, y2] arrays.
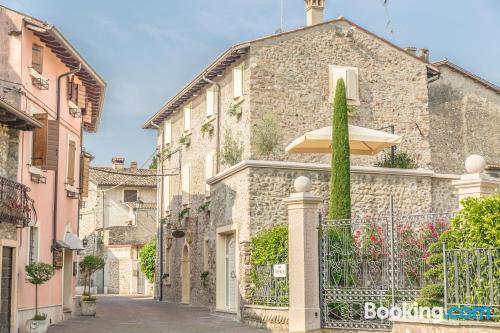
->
[[0, 175, 36, 228]]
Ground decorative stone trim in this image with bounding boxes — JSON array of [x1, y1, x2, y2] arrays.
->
[[207, 160, 461, 185]]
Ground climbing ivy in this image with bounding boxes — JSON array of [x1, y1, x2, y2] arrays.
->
[[139, 240, 156, 282]]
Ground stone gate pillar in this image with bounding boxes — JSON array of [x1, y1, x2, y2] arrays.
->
[[284, 176, 322, 333], [452, 155, 500, 208]]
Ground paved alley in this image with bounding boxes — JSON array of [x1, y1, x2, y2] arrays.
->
[[47, 296, 267, 333]]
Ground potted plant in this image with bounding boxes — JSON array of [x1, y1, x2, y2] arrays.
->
[[25, 262, 55, 333], [201, 121, 214, 136], [79, 255, 105, 316], [227, 103, 242, 117], [179, 134, 191, 146]]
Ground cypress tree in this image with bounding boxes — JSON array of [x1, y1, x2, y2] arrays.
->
[[329, 78, 351, 220]]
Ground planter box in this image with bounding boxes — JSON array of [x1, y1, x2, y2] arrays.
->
[[81, 299, 97, 316], [26, 318, 49, 333]]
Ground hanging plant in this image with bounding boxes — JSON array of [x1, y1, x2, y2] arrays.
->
[[178, 207, 190, 223], [179, 134, 191, 147], [197, 201, 210, 214], [227, 103, 242, 117], [201, 121, 214, 136]]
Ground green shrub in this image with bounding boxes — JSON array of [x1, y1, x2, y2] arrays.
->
[[250, 226, 288, 266], [139, 240, 156, 282], [79, 255, 105, 298], [254, 113, 282, 159], [375, 152, 417, 169], [25, 262, 55, 320], [221, 131, 243, 166]]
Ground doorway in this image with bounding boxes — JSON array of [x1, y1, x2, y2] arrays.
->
[[137, 261, 145, 294], [225, 235, 237, 312], [62, 249, 73, 311], [0, 247, 14, 333], [181, 245, 190, 304]]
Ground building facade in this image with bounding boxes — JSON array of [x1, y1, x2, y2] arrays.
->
[[143, 0, 499, 324], [0, 5, 106, 332], [79, 158, 157, 296]]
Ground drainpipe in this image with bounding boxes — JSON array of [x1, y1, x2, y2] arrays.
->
[[151, 122, 164, 301], [77, 122, 83, 237], [202, 75, 221, 173], [52, 64, 81, 252]]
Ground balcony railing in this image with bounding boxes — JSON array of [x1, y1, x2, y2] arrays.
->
[[0, 175, 36, 228]]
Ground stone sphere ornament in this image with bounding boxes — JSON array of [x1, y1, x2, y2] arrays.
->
[[465, 154, 486, 174], [294, 176, 312, 193]]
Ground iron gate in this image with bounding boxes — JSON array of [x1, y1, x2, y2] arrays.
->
[[319, 209, 453, 330]]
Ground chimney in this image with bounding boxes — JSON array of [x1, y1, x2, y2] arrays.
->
[[305, 0, 325, 26], [111, 157, 125, 170], [418, 48, 429, 62], [130, 161, 138, 171], [404, 47, 417, 56]]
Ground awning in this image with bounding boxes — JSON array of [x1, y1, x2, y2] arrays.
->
[[285, 125, 402, 155], [63, 232, 85, 250], [0, 99, 42, 131]]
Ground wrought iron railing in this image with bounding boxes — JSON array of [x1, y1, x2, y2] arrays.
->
[[0, 175, 36, 228], [251, 265, 289, 307], [443, 247, 499, 320], [320, 212, 454, 330]]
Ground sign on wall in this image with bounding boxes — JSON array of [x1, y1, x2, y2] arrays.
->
[[273, 264, 287, 278]]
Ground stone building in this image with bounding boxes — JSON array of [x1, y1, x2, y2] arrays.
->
[[142, 0, 499, 325], [78, 158, 157, 295]]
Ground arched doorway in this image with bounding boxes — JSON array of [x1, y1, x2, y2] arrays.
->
[[181, 244, 190, 304]]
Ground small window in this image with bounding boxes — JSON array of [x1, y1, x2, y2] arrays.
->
[[66, 139, 77, 186], [28, 225, 40, 264], [163, 121, 172, 145], [206, 89, 215, 117], [233, 65, 243, 99], [181, 164, 190, 204], [124, 189, 138, 202], [329, 65, 360, 105], [205, 152, 215, 192], [32, 44, 43, 74], [184, 107, 191, 132]]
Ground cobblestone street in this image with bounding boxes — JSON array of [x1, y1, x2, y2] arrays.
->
[[47, 296, 267, 333]]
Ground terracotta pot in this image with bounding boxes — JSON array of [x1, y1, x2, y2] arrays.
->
[[81, 299, 97, 316], [26, 318, 49, 333]]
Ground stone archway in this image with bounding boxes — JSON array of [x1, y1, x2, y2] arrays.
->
[[181, 244, 190, 304]]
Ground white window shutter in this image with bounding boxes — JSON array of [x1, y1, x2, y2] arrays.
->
[[329, 65, 347, 102], [233, 66, 243, 99], [206, 90, 215, 117], [182, 164, 190, 195], [346, 68, 359, 101], [163, 176, 170, 210], [157, 131, 163, 148], [205, 152, 215, 192], [164, 122, 172, 145], [184, 107, 191, 132]]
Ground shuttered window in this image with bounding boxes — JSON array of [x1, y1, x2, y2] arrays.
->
[[205, 152, 215, 192], [163, 121, 172, 145], [233, 65, 243, 99], [77, 84, 86, 108], [80, 153, 92, 198], [184, 107, 191, 132], [162, 176, 170, 211], [206, 89, 215, 117], [32, 44, 43, 74], [182, 164, 190, 204], [67, 140, 77, 186], [82, 101, 92, 124], [329, 65, 360, 105], [32, 113, 59, 170]]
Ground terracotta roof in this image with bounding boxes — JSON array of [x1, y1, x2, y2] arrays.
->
[[143, 16, 440, 129], [432, 60, 500, 94], [0, 5, 107, 132], [90, 167, 158, 187]]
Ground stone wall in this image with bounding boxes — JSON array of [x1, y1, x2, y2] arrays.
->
[[428, 65, 500, 174], [0, 126, 19, 181]]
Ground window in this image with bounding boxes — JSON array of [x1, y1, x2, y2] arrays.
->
[[32, 44, 43, 74], [67, 77, 87, 108], [184, 107, 191, 132], [233, 65, 244, 99], [205, 151, 215, 193], [181, 164, 190, 204], [80, 152, 92, 198], [163, 121, 172, 145], [162, 176, 171, 211], [66, 139, 77, 186], [329, 65, 360, 105], [32, 113, 59, 170], [28, 224, 40, 264], [124, 189, 138, 203], [206, 89, 215, 117]]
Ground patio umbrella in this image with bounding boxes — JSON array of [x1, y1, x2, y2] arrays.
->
[[285, 125, 402, 155]]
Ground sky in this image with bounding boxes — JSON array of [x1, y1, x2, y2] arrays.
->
[[2, 0, 499, 166]]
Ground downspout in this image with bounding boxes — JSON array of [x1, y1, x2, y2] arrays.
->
[[77, 122, 83, 237], [151, 122, 163, 301], [52, 64, 81, 252], [202, 75, 221, 173]]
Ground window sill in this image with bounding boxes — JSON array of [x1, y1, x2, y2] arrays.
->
[[65, 183, 78, 193], [183, 130, 192, 136], [28, 165, 44, 176], [29, 67, 49, 90], [233, 96, 244, 105], [205, 115, 216, 123], [68, 100, 80, 111]]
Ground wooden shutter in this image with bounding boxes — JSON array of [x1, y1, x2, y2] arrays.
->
[[163, 121, 172, 145], [346, 68, 359, 101], [233, 66, 243, 98], [184, 107, 191, 132], [45, 120, 59, 171], [67, 77, 74, 100], [77, 84, 86, 109], [206, 89, 215, 117], [80, 153, 91, 198], [67, 140, 76, 185], [32, 44, 43, 74], [32, 113, 48, 166], [82, 101, 92, 124], [329, 65, 347, 102]]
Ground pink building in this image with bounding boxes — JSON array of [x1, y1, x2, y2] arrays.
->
[[0, 5, 105, 332]]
